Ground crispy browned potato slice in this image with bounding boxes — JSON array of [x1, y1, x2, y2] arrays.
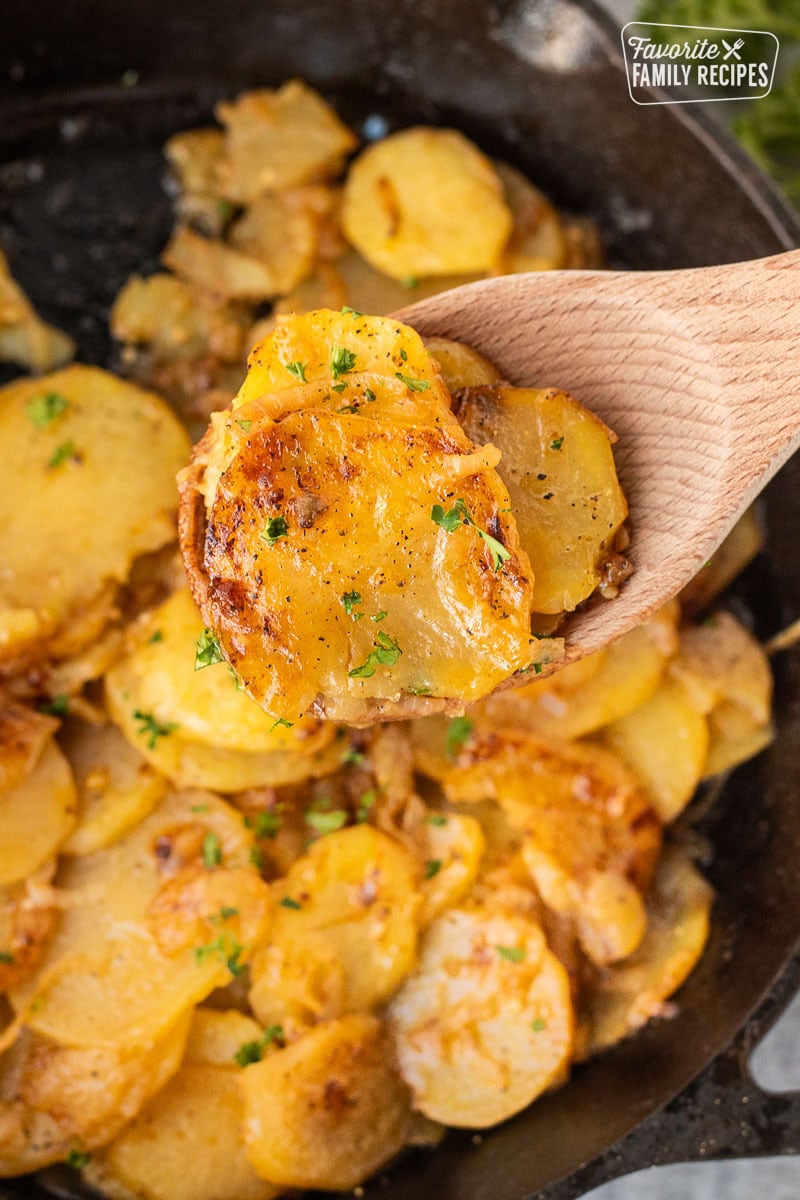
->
[[240, 1014, 413, 1190], [0, 862, 58, 994], [0, 1010, 190, 1176], [342, 128, 512, 279], [389, 906, 572, 1127], [442, 730, 661, 965], [217, 81, 358, 202], [495, 162, 567, 273], [455, 383, 628, 613], [578, 848, 712, 1057]]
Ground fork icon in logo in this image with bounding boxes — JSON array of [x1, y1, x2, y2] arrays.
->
[[722, 37, 746, 60]]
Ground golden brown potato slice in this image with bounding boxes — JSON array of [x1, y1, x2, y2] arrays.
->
[[60, 719, 168, 855], [680, 507, 763, 615], [0, 1010, 190, 1176], [229, 189, 325, 294], [250, 826, 422, 1028], [217, 81, 358, 202], [389, 906, 572, 1127], [410, 811, 487, 924], [105, 589, 339, 791], [669, 611, 772, 727], [442, 730, 661, 965], [423, 336, 502, 390], [0, 366, 190, 671], [162, 228, 279, 302], [0, 248, 75, 373], [192, 409, 535, 724], [603, 678, 709, 822], [10, 791, 269, 1048], [183, 1008, 264, 1067], [495, 162, 567, 273], [342, 127, 512, 279], [480, 602, 679, 739], [111, 273, 248, 361], [0, 862, 58, 994], [241, 1014, 412, 1190], [455, 383, 628, 613], [0, 697, 57, 793], [0, 740, 76, 887], [578, 848, 712, 1057]]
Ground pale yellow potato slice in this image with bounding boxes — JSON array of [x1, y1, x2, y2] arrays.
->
[[480, 602, 679, 739], [0, 861, 57, 994], [442, 730, 661, 966], [183, 1008, 264, 1067], [60, 718, 168, 855], [230, 189, 324, 294], [669, 611, 772, 727], [703, 720, 773, 779], [579, 848, 712, 1057], [164, 128, 226, 232], [250, 826, 422, 1023], [495, 162, 567, 272], [408, 811, 487, 924], [249, 937, 346, 1038], [0, 365, 190, 669], [0, 1010, 190, 1176], [10, 791, 269, 1048], [455, 383, 627, 613], [241, 1014, 412, 1190], [105, 588, 339, 791], [603, 678, 709, 822], [217, 81, 358, 202], [163, 228, 279, 301], [423, 336, 502, 390], [389, 906, 572, 1127], [111, 273, 247, 361], [0, 697, 57, 793], [680, 507, 763, 614], [0, 248, 75, 373], [342, 127, 512, 279], [0, 741, 76, 887]]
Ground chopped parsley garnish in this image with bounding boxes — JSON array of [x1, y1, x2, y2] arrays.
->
[[364, 388, 376, 403], [395, 371, 430, 392], [399, 349, 408, 362], [133, 709, 177, 749], [202, 832, 223, 869], [496, 945, 526, 963], [260, 515, 289, 545], [550, 437, 564, 451], [533, 663, 543, 675], [217, 199, 234, 221], [340, 590, 364, 619], [371, 610, 387, 622], [208, 905, 239, 925], [27, 391, 69, 428], [49, 439, 78, 468], [148, 630, 164, 645], [357, 790, 376, 822], [446, 715, 474, 759], [285, 360, 307, 382], [38, 693, 69, 716], [65, 1150, 91, 1170], [332, 382, 348, 394], [402, 275, 418, 289], [234, 1024, 285, 1066], [0, 951, 15, 965], [431, 497, 511, 572], [428, 814, 448, 827], [337, 404, 359, 414], [236, 418, 252, 432], [349, 631, 402, 678], [306, 808, 348, 835], [341, 305, 363, 317], [424, 858, 443, 880], [341, 746, 365, 766], [194, 934, 245, 976], [248, 809, 282, 839], [532, 1018, 548, 1032], [194, 627, 225, 670], [191, 803, 209, 813], [331, 345, 357, 379], [280, 896, 302, 910], [269, 717, 294, 732], [250, 845, 265, 870]]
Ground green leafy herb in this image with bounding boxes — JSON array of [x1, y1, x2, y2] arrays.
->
[[27, 391, 69, 428], [428, 814, 448, 827], [202, 832, 223, 869], [217, 198, 234, 221], [395, 371, 430, 392], [431, 497, 511, 572], [236, 418, 252, 432], [234, 1024, 285, 1067], [48, 439, 78, 468], [446, 715, 474, 759], [357, 790, 377, 823], [209, 905, 239, 925], [399, 349, 408, 362], [531, 1017, 547, 1032], [285, 360, 307, 382], [550, 437, 564, 451], [65, 1150, 91, 1170], [194, 934, 245, 976], [331, 345, 357, 379], [194, 627, 225, 670], [332, 381, 348, 393], [496, 945, 526, 963], [402, 275, 419, 288], [250, 845, 264, 870], [341, 305, 363, 317], [349, 631, 402, 678], [364, 388, 376, 403], [340, 590, 364, 620], [38, 693, 69, 716], [341, 747, 365, 766], [260, 515, 289, 545], [306, 808, 348, 835], [431, 501, 463, 534], [0, 951, 15, 965], [280, 896, 302, 910], [424, 858, 443, 879], [133, 709, 177, 749], [269, 717, 294, 732], [191, 803, 209, 813], [371, 610, 387, 622], [250, 809, 282, 839], [148, 630, 164, 645]]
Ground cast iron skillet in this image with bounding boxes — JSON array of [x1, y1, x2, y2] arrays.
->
[[1, 1, 800, 1197]]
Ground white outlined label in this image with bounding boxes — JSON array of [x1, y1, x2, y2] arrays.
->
[[621, 22, 779, 105]]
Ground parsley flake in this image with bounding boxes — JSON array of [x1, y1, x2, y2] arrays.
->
[[234, 1024, 285, 1066], [431, 497, 511, 572], [364, 388, 376, 403], [148, 630, 164, 645], [27, 391, 69, 428], [371, 610, 387, 622], [306, 808, 348, 835], [342, 747, 365, 766], [357, 790, 377, 823], [0, 951, 15, 965], [38, 693, 69, 716], [428, 814, 448, 827], [280, 896, 302, 910], [236, 418, 252, 432], [331, 345, 357, 379], [217, 199, 234, 221], [395, 371, 430, 392], [349, 631, 402, 678], [49, 439, 78, 468], [269, 717, 294, 732], [250, 809, 282, 839], [194, 934, 245, 976], [424, 858, 443, 879], [446, 715, 474, 759], [532, 1017, 547, 1032], [496, 945, 526, 963], [341, 305, 363, 317], [194, 627, 225, 670], [191, 804, 209, 813], [402, 275, 418, 288], [250, 845, 264, 870], [550, 437, 564, 451], [202, 832, 223, 870], [208, 905, 239, 925], [332, 381, 348, 393], [260, 515, 288, 545], [133, 709, 177, 749], [66, 1150, 91, 1170], [340, 590, 364, 619], [285, 360, 307, 382]]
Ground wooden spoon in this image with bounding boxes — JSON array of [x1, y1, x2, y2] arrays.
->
[[398, 249, 800, 664]]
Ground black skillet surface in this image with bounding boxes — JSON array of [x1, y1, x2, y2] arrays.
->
[[1, 1, 800, 1197]]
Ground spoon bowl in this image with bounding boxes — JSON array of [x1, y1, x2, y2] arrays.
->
[[399, 249, 800, 662]]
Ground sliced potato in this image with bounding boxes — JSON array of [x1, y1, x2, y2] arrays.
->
[[442, 730, 661, 965], [241, 1014, 412, 1190], [0, 248, 75, 373], [669, 611, 772, 727], [455, 383, 627, 613], [250, 826, 422, 1025], [0, 740, 76, 887], [10, 791, 269, 1048], [0, 366, 190, 670], [0, 1010, 190, 1176], [389, 906, 572, 1127], [230, 189, 323, 294], [703, 720, 773, 778], [0, 696, 57, 793], [111, 273, 247, 361], [495, 162, 567, 273], [0, 862, 58, 994], [579, 849, 712, 1057], [217, 81, 358, 202], [105, 589, 339, 790], [480, 602, 679, 739], [680, 507, 763, 614], [603, 678, 709, 822], [334, 249, 481, 318], [183, 1008, 264, 1067], [164, 128, 226, 233], [342, 127, 512, 279], [163, 228, 278, 302], [60, 718, 168, 855], [409, 811, 486, 924], [423, 336, 501, 390]]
